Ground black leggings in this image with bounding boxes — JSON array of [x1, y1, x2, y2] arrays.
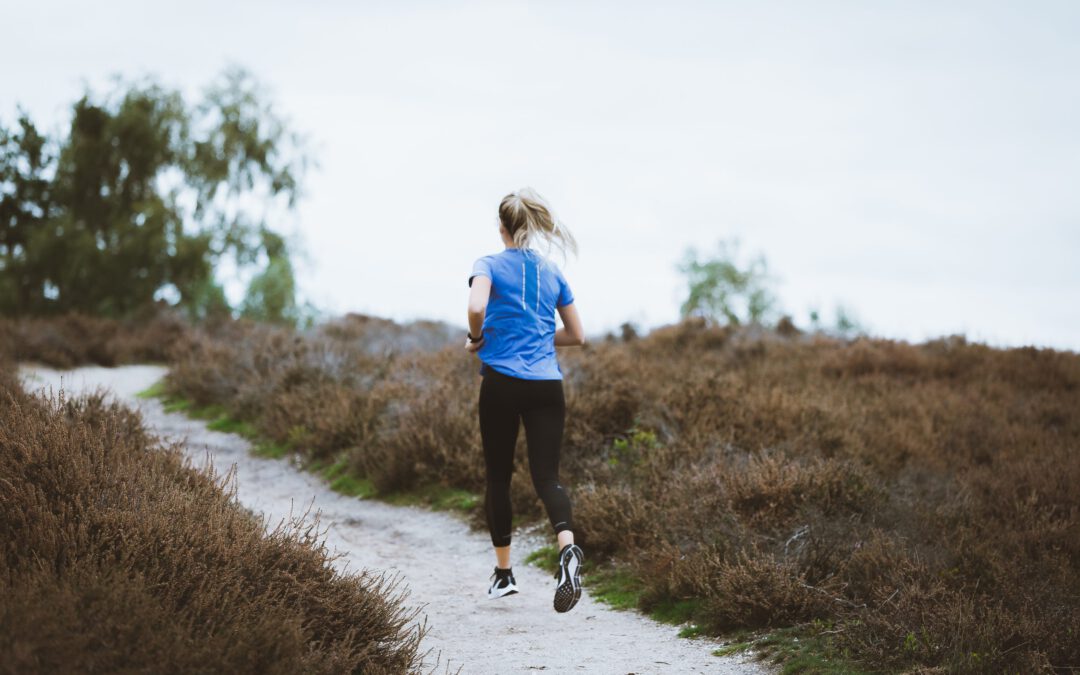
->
[[478, 368, 573, 547]]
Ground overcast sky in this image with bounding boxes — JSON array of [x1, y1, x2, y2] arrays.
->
[[4, 1, 1078, 351]]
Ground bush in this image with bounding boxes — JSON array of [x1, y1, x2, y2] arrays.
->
[[0, 355, 428, 674], [0, 307, 190, 368]]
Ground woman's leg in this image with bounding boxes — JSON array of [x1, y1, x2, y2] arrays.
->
[[478, 372, 520, 561], [520, 380, 574, 543]]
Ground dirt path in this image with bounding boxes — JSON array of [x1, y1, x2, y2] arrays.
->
[[19, 364, 773, 675]]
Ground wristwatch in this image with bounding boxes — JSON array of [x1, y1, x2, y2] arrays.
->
[[467, 332, 482, 344]]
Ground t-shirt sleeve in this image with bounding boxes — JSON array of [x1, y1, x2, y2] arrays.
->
[[556, 269, 575, 307], [469, 257, 492, 287]]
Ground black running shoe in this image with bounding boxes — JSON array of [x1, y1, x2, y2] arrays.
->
[[487, 566, 518, 599], [553, 544, 583, 612]]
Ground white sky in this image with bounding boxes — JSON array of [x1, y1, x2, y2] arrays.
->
[[4, 1, 1078, 351]]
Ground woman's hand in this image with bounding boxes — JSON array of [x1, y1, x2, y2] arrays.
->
[[464, 335, 485, 353]]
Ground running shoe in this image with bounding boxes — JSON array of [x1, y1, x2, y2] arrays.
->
[[487, 566, 518, 599], [553, 543, 584, 612]]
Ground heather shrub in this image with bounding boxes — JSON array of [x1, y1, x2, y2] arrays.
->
[[0, 308, 189, 368], [0, 357, 429, 674], [356, 351, 484, 493], [572, 482, 663, 559], [693, 547, 834, 629]]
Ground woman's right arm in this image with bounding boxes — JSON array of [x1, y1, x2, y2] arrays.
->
[[555, 302, 585, 346]]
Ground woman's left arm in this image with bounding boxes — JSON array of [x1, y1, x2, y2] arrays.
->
[[466, 275, 491, 352]]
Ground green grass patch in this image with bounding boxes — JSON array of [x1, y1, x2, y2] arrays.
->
[[382, 483, 481, 514], [251, 441, 289, 459], [713, 641, 753, 657], [316, 458, 343, 479], [186, 404, 222, 420], [137, 378, 194, 416], [648, 595, 705, 627], [162, 398, 191, 414], [751, 623, 872, 675], [524, 545, 560, 574], [677, 623, 708, 639], [317, 458, 376, 498], [379, 491, 417, 507], [136, 379, 168, 399], [304, 458, 374, 499], [585, 564, 645, 612], [142, 377, 260, 441], [429, 486, 481, 512], [330, 473, 376, 498], [206, 415, 259, 439]]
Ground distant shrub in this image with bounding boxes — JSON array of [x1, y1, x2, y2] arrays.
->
[[677, 237, 779, 327], [0, 307, 190, 368]]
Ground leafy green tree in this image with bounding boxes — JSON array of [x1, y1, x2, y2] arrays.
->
[[832, 303, 866, 338], [0, 66, 308, 319], [240, 230, 299, 326], [805, 302, 866, 338], [0, 113, 54, 312], [677, 237, 779, 326]]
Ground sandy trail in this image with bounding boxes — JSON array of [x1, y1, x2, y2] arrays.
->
[[19, 364, 772, 675]]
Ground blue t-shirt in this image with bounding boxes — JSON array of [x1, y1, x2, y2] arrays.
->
[[468, 247, 575, 380]]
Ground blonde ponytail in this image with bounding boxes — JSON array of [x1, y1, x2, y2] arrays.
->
[[499, 187, 578, 261]]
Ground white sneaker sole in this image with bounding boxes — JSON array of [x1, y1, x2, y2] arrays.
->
[[488, 582, 518, 599], [554, 546, 583, 612]]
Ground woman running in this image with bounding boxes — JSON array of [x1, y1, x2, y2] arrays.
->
[[465, 187, 587, 613]]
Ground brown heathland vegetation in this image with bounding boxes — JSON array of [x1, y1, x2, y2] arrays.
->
[[0, 346, 429, 674], [4, 311, 1078, 672], [0, 309, 189, 368], [161, 314, 1080, 673]]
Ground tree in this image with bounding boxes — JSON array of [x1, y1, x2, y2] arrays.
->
[[833, 303, 866, 338], [240, 230, 299, 326], [0, 66, 308, 319], [806, 302, 866, 338], [0, 113, 54, 312], [677, 237, 779, 327]]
